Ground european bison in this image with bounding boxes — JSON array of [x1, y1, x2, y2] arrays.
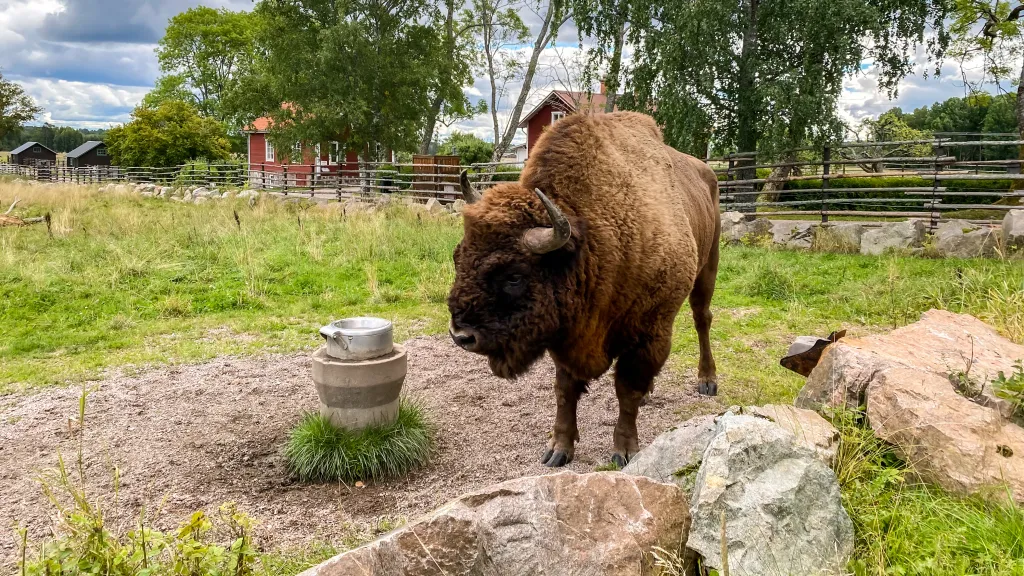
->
[[447, 111, 720, 467]]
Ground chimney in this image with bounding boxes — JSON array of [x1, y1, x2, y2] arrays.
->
[[599, 82, 606, 95]]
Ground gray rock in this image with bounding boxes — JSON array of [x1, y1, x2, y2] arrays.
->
[[452, 199, 467, 214], [1003, 210, 1024, 253], [686, 413, 853, 576], [191, 187, 213, 198], [299, 472, 691, 576], [622, 415, 717, 491], [860, 219, 926, 255], [935, 220, 997, 258], [721, 214, 772, 245], [771, 221, 816, 249], [236, 190, 259, 200], [114, 184, 129, 193], [814, 223, 864, 253], [425, 197, 444, 214], [193, 197, 209, 205]]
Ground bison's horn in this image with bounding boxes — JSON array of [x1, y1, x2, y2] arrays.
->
[[524, 188, 571, 254], [460, 170, 482, 204]]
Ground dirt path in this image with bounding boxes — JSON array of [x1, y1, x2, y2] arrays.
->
[[0, 336, 713, 565]]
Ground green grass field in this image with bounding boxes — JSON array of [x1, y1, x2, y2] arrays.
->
[[2, 181, 1024, 574]]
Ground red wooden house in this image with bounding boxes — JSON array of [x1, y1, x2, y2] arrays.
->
[[244, 114, 393, 188], [517, 85, 620, 159]]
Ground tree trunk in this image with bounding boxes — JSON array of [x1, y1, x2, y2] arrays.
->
[[419, 94, 444, 154], [1016, 52, 1024, 191], [490, 0, 564, 163], [604, 16, 628, 113], [736, 0, 759, 182], [420, 0, 458, 155]]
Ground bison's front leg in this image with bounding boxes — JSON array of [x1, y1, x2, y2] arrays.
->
[[611, 336, 670, 467], [542, 368, 586, 467]]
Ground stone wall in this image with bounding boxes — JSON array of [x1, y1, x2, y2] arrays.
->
[[722, 210, 1024, 259]]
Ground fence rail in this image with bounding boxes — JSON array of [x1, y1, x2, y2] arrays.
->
[[3, 136, 1022, 230]]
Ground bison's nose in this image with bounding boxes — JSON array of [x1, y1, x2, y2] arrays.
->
[[449, 320, 480, 352]]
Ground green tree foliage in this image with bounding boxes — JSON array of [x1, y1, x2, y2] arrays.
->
[[155, 7, 258, 126], [1, 124, 105, 153], [0, 71, 42, 143], [949, 1, 1024, 138], [105, 100, 232, 167], [439, 131, 494, 164], [570, 0, 641, 112], [624, 0, 950, 159], [418, 0, 488, 153], [897, 92, 1018, 134], [249, 0, 441, 160]]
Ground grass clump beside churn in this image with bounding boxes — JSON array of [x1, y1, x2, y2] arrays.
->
[[832, 411, 1024, 576], [286, 399, 432, 483]]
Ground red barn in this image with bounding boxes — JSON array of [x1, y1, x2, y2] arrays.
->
[[244, 114, 393, 189], [517, 86, 620, 159]]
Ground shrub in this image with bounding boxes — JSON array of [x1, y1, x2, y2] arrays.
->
[[285, 399, 432, 483], [993, 360, 1024, 416]]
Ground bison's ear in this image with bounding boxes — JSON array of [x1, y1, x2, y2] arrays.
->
[[523, 188, 572, 254], [460, 170, 482, 204]]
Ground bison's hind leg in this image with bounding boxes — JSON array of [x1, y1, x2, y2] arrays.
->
[[611, 335, 671, 467], [690, 240, 719, 396], [542, 368, 587, 468]]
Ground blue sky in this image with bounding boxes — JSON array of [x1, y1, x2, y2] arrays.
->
[[0, 0, 993, 139]]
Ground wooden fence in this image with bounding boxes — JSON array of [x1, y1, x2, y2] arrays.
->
[[714, 138, 1024, 229], [3, 136, 1022, 228]]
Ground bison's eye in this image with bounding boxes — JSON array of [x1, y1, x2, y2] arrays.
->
[[503, 273, 526, 297]]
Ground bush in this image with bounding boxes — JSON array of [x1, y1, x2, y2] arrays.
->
[[106, 100, 233, 167], [285, 399, 432, 483]]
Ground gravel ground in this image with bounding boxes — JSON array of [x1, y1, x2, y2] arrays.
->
[[0, 336, 710, 565]]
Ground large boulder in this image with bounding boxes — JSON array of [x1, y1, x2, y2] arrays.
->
[[622, 414, 717, 490], [1004, 209, 1024, 253], [451, 199, 467, 214], [425, 197, 444, 214], [686, 413, 853, 576], [866, 368, 1024, 499], [299, 472, 690, 576], [860, 219, 926, 255], [798, 310, 1024, 501], [935, 220, 997, 258], [623, 407, 838, 492], [771, 221, 816, 249], [720, 212, 772, 245]]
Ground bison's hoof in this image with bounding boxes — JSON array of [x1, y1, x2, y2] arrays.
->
[[697, 379, 718, 396], [611, 453, 629, 468], [541, 449, 572, 467]]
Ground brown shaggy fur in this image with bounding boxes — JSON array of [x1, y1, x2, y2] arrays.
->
[[448, 111, 720, 466]]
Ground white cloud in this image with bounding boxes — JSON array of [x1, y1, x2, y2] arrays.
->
[[17, 78, 148, 128]]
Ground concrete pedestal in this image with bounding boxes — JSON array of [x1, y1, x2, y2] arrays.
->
[[311, 344, 407, 430]]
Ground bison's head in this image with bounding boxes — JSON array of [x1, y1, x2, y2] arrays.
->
[[447, 171, 577, 379]]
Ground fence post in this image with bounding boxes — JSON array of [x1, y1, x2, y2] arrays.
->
[[283, 164, 289, 195], [726, 157, 735, 212], [929, 145, 944, 233], [821, 145, 831, 223], [261, 163, 266, 189]]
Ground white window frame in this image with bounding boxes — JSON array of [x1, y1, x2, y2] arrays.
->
[[96, 147, 106, 157], [551, 111, 566, 123], [265, 138, 275, 162], [329, 141, 340, 164], [293, 141, 302, 159]]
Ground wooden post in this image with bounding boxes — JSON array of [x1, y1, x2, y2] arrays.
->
[[821, 145, 831, 223], [727, 157, 735, 212], [929, 146, 944, 233], [261, 163, 266, 189], [283, 164, 289, 195]]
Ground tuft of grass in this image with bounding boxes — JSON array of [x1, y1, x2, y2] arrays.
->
[[832, 410, 1024, 576], [741, 258, 795, 301], [811, 226, 859, 254], [993, 360, 1024, 416], [285, 399, 433, 483]]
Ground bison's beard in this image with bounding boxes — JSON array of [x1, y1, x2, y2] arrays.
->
[[487, 343, 545, 380]]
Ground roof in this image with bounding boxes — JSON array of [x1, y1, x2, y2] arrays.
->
[[518, 90, 621, 128], [245, 102, 298, 133], [66, 141, 105, 158], [11, 141, 56, 155]]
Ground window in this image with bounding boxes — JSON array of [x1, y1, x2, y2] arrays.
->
[[265, 139, 275, 162], [32, 146, 41, 153], [329, 141, 340, 164], [293, 142, 302, 159], [96, 148, 106, 157], [551, 111, 566, 123]]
